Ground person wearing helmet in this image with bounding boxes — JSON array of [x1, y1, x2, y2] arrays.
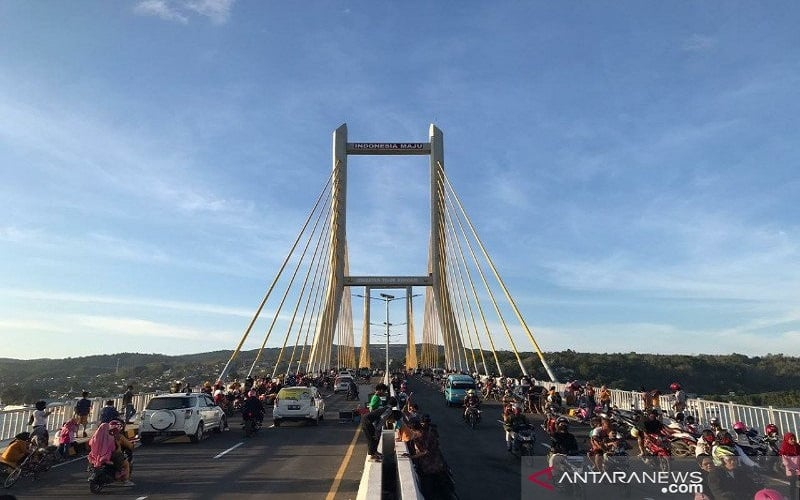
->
[[502, 404, 529, 452], [754, 489, 790, 500], [732, 421, 748, 434], [696, 429, 716, 458], [708, 443, 759, 500], [550, 420, 578, 456], [462, 389, 480, 420], [765, 423, 779, 438], [713, 431, 759, 469], [548, 421, 580, 472], [242, 389, 264, 426], [709, 416, 725, 437]]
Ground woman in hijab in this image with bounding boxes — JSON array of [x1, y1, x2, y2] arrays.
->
[[780, 432, 800, 500], [87, 422, 116, 470]]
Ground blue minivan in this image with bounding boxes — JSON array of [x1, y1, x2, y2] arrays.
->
[[444, 374, 477, 406]]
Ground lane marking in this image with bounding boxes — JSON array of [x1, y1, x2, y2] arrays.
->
[[135, 497, 148, 499], [213, 442, 244, 459], [51, 456, 87, 468], [325, 426, 362, 500]]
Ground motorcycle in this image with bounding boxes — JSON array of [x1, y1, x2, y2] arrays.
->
[[642, 432, 671, 472], [549, 452, 590, 499], [243, 412, 261, 437], [87, 450, 133, 494], [511, 423, 536, 456], [464, 405, 481, 429], [345, 386, 359, 401]]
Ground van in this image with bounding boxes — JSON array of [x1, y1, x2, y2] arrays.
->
[[444, 374, 476, 406]]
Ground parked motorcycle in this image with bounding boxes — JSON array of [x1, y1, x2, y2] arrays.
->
[[642, 432, 671, 472]]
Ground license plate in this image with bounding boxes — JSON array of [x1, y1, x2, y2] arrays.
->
[[288, 405, 300, 410]]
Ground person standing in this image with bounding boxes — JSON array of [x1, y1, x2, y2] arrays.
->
[[75, 391, 92, 437], [122, 385, 136, 424], [362, 404, 389, 461], [781, 432, 800, 500], [100, 400, 120, 423]]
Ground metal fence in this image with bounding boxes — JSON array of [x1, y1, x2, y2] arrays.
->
[[0, 392, 158, 446], [535, 380, 800, 438]]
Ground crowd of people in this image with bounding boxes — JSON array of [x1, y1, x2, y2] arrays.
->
[[359, 376, 456, 500]]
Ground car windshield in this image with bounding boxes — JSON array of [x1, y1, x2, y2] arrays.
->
[[452, 382, 475, 390], [146, 397, 194, 410], [278, 388, 312, 401], [336, 377, 352, 384]]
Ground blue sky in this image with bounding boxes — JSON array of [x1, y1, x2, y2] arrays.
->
[[1, 1, 799, 361]]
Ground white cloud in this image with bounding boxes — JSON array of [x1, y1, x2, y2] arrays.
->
[[134, 0, 189, 24], [134, 0, 235, 25], [682, 34, 717, 52], [0, 289, 254, 318]]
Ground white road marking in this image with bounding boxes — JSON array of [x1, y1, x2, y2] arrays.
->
[[51, 456, 86, 468], [213, 442, 244, 459]]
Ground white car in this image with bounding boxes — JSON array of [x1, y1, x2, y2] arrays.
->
[[334, 375, 354, 393], [273, 386, 325, 426], [139, 393, 226, 445]]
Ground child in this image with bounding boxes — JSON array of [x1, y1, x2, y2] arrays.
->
[[29, 400, 52, 447], [58, 415, 80, 459]]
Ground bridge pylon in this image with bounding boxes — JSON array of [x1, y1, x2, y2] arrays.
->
[[307, 124, 463, 373]]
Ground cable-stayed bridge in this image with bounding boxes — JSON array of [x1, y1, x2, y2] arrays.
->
[[217, 123, 556, 384]]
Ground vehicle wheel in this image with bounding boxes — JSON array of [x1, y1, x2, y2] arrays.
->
[[214, 416, 226, 434], [140, 434, 155, 445], [4, 466, 22, 488], [671, 441, 690, 457], [89, 480, 103, 494], [190, 422, 204, 443], [273, 419, 281, 427]]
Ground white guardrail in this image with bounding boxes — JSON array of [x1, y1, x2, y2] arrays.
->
[[0, 392, 158, 446], [536, 379, 800, 438]]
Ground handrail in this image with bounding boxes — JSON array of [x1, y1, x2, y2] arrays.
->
[[532, 379, 800, 437], [0, 391, 160, 445]]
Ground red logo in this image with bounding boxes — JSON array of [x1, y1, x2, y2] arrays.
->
[[527, 466, 554, 490]]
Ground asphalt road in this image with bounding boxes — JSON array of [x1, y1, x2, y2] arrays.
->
[[6, 376, 795, 500], [3, 387, 372, 500]]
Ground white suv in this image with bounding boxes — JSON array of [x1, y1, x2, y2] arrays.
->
[[139, 393, 226, 445], [273, 386, 325, 426]]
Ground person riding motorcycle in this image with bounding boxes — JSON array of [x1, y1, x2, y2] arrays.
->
[[463, 389, 480, 420], [88, 420, 134, 487], [550, 420, 579, 456], [712, 431, 758, 468], [503, 404, 530, 451], [501, 390, 516, 416], [696, 429, 716, 457], [242, 390, 265, 425]]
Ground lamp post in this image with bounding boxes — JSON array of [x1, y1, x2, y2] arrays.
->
[[379, 293, 394, 385], [355, 291, 421, 384]]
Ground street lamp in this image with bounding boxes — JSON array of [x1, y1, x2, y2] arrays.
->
[[379, 293, 394, 385], [355, 291, 421, 384]]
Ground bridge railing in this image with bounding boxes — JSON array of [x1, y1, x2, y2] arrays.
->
[[535, 380, 800, 438], [0, 392, 159, 445]]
